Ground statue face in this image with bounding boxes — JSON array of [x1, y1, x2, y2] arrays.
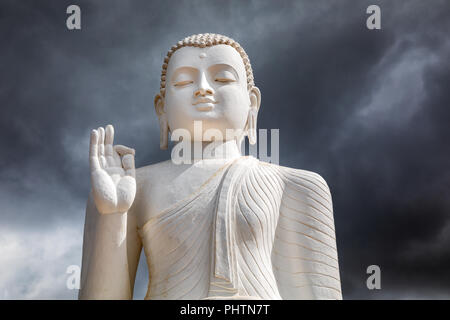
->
[[161, 44, 256, 142]]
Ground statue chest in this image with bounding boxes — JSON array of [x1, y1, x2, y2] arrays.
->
[[137, 160, 284, 299]]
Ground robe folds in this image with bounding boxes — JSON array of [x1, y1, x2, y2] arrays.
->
[[138, 156, 342, 300]]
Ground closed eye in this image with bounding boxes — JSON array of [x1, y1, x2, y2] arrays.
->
[[174, 80, 194, 87], [213, 69, 237, 83], [215, 78, 236, 83]]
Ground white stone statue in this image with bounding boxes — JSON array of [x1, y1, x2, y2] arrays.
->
[[79, 33, 342, 300]]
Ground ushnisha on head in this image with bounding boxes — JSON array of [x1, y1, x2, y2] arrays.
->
[[154, 33, 261, 150]]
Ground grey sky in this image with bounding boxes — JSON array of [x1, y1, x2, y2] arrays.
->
[[0, 0, 449, 299]]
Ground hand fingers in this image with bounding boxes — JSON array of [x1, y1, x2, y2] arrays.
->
[[105, 124, 114, 145], [89, 129, 98, 158], [122, 154, 135, 177], [105, 124, 115, 166], [89, 129, 101, 171], [97, 127, 107, 168], [97, 127, 105, 156], [114, 145, 135, 156]]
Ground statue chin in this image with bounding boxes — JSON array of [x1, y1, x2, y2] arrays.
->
[[79, 33, 342, 300]]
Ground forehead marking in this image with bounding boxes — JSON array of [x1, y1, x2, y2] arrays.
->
[[199, 52, 207, 59]]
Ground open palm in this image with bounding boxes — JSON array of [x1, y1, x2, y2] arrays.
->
[[89, 125, 136, 214]]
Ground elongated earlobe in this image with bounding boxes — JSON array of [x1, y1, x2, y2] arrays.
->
[[159, 115, 168, 150], [248, 107, 258, 145], [154, 93, 169, 150], [247, 87, 261, 145]]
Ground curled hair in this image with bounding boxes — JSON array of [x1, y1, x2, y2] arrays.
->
[[159, 33, 254, 97]]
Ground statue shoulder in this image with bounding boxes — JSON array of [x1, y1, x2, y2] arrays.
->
[[274, 164, 333, 204], [253, 160, 332, 205], [131, 160, 176, 225], [280, 165, 330, 189], [135, 160, 173, 188], [133, 160, 174, 207]]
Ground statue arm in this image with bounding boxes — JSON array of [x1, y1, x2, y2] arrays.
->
[[272, 167, 342, 299], [79, 125, 141, 299], [78, 192, 142, 299]]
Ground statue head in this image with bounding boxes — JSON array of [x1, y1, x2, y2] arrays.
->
[[154, 33, 261, 150]]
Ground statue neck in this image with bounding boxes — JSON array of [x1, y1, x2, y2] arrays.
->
[[202, 140, 242, 160]]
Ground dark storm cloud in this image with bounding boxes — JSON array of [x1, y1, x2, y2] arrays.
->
[[0, 0, 449, 298], [269, 1, 450, 298]]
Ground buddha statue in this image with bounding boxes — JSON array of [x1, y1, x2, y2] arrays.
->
[[79, 33, 342, 300]]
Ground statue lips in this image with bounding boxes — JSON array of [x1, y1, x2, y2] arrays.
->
[[193, 98, 218, 111]]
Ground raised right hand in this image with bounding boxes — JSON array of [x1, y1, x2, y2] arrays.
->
[[89, 124, 136, 214]]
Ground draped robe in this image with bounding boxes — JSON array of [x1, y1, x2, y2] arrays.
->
[[137, 156, 342, 299]]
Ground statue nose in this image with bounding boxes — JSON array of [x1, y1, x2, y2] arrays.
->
[[194, 88, 214, 97], [194, 72, 214, 97]]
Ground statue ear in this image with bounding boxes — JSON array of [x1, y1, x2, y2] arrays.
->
[[154, 93, 165, 116], [154, 93, 169, 150], [249, 86, 261, 111], [247, 87, 261, 145]]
